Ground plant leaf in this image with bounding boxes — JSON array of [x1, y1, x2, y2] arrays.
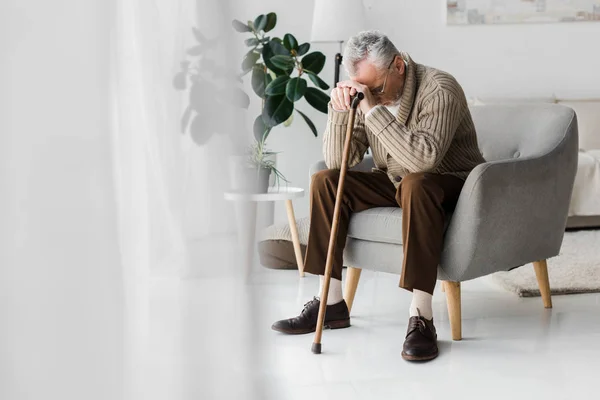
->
[[265, 76, 290, 96], [245, 38, 259, 47], [232, 88, 250, 109], [242, 51, 260, 73], [305, 71, 330, 90], [253, 14, 267, 32], [181, 105, 193, 134], [296, 109, 318, 137], [283, 33, 298, 51], [283, 113, 294, 127], [200, 58, 216, 73], [285, 77, 307, 102], [192, 27, 205, 43], [297, 42, 310, 56], [217, 87, 250, 109], [262, 95, 294, 127], [232, 19, 251, 32], [253, 115, 271, 142], [304, 87, 330, 114], [262, 42, 286, 76], [264, 12, 277, 32], [243, 48, 258, 61], [251, 66, 268, 98], [189, 82, 212, 112], [269, 39, 290, 56], [186, 45, 203, 56], [301, 51, 326, 74], [173, 71, 187, 90], [270, 55, 295, 70], [190, 114, 213, 146]]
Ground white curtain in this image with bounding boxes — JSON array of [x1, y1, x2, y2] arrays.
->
[[111, 1, 196, 398], [111, 0, 195, 280], [111, 0, 261, 398], [111, 0, 244, 281]]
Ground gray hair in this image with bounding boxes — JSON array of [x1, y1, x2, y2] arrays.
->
[[343, 30, 400, 76]]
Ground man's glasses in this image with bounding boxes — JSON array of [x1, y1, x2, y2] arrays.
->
[[370, 56, 396, 97]]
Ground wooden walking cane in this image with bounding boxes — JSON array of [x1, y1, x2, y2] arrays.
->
[[312, 92, 364, 354]]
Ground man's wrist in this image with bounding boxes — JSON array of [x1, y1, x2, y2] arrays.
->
[[365, 105, 380, 119], [328, 102, 350, 125]]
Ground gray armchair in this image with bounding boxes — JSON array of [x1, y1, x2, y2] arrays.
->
[[309, 104, 579, 340]]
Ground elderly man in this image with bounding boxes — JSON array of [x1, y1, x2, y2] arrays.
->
[[271, 31, 485, 361]]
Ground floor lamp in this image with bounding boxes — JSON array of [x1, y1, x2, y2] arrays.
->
[[310, 0, 367, 87]]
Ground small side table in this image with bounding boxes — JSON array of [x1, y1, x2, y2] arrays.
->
[[224, 187, 306, 277]]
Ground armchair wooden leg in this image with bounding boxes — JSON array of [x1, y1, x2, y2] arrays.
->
[[533, 260, 553, 309], [443, 281, 462, 341], [344, 267, 362, 314]]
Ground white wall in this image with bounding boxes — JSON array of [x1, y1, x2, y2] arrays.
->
[[237, 0, 600, 225], [365, 0, 600, 99], [0, 1, 124, 399]]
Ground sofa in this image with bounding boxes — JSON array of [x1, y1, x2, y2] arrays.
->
[[468, 97, 600, 229]]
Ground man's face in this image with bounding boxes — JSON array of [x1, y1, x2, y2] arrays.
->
[[351, 56, 404, 105]]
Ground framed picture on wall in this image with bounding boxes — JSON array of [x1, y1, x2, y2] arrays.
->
[[447, 0, 600, 25]]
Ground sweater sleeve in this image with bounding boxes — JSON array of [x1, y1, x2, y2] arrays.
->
[[365, 90, 463, 173], [322, 102, 369, 170]]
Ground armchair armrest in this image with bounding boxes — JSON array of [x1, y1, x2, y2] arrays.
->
[[441, 119, 579, 282], [309, 160, 329, 178]]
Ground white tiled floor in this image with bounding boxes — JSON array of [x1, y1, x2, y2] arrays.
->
[[138, 263, 600, 400]]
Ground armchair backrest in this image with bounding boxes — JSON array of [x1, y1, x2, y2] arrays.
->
[[470, 104, 578, 162]]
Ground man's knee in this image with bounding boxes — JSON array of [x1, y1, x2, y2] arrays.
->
[[311, 169, 340, 192], [397, 173, 439, 203]]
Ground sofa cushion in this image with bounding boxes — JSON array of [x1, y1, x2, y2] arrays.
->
[[569, 150, 600, 217], [556, 100, 600, 151], [347, 207, 453, 245], [347, 207, 404, 244], [258, 217, 310, 269], [258, 240, 306, 270]]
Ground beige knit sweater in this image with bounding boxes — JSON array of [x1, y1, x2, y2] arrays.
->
[[323, 53, 485, 187]]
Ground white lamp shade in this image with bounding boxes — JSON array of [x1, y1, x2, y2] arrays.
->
[[310, 0, 367, 43]]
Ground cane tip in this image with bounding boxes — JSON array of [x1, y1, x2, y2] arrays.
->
[[311, 343, 322, 354]]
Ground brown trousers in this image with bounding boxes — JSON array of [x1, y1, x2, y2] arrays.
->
[[303, 169, 465, 295]]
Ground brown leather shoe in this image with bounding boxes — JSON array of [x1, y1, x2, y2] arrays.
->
[[271, 297, 350, 334], [401, 315, 439, 361]]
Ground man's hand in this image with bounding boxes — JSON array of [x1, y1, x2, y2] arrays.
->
[[335, 80, 376, 114], [330, 86, 352, 112]]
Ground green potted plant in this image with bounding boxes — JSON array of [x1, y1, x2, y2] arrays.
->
[[232, 12, 331, 192], [174, 13, 331, 193]]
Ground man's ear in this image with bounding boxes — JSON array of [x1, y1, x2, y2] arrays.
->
[[395, 56, 405, 75]]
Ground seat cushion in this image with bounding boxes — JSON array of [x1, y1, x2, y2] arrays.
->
[[348, 207, 454, 245], [347, 207, 404, 245]]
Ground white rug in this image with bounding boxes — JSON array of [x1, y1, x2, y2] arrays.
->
[[492, 229, 600, 297]]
